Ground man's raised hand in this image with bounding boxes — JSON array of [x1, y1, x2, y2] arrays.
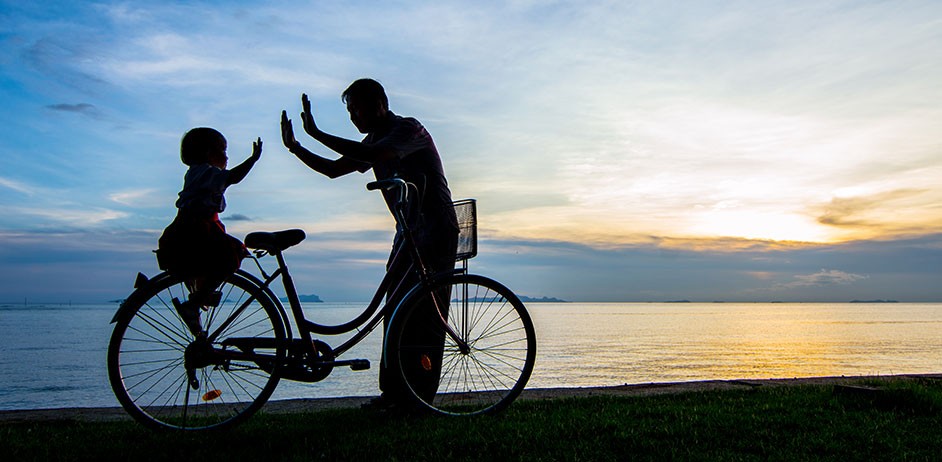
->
[[301, 93, 319, 137], [281, 110, 299, 153]]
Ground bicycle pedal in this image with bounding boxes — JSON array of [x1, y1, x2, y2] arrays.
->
[[349, 359, 370, 371], [186, 369, 199, 390]]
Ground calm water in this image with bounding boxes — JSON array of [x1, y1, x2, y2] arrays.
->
[[1, 302, 940, 410]]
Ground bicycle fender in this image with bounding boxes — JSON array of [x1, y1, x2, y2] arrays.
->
[[108, 270, 290, 337], [110, 272, 175, 324]]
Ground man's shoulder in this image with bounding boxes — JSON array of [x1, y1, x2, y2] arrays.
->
[[386, 113, 432, 143], [391, 113, 424, 128]]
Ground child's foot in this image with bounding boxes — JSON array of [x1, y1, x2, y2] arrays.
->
[[190, 290, 223, 307], [172, 297, 203, 336]]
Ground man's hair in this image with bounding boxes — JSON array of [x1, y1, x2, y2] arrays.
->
[[342, 78, 389, 110], [180, 127, 225, 166]]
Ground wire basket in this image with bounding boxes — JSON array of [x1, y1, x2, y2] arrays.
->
[[453, 199, 477, 261]]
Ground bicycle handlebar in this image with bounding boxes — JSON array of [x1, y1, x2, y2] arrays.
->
[[366, 178, 406, 191], [366, 178, 409, 206]]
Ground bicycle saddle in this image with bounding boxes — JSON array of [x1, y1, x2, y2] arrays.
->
[[244, 229, 306, 252]]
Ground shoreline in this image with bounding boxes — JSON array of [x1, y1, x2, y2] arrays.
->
[[3, 373, 940, 425]]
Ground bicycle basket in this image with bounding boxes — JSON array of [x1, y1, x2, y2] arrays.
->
[[453, 199, 477, 261]]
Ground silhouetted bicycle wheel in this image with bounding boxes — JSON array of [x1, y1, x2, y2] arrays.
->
[[107, 271, 285, 431], [387, 274, 536, 416]]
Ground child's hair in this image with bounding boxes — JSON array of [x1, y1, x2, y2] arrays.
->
[[180, 127, 226, 166]]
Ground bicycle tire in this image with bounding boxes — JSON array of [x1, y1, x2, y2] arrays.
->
[[386, 273, 536, 416], [107, 271, 286, 431]]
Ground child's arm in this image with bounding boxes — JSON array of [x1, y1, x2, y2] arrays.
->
[[227, 137, 262, 186]]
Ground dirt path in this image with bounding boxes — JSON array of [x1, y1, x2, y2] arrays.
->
[[3, 374, 939, 425]]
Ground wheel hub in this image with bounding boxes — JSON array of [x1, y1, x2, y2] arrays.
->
[[184, 336, 216, 370]]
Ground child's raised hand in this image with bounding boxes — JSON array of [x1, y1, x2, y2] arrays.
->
[[252, 137, 262, 160], [227, 137, 262, 185]]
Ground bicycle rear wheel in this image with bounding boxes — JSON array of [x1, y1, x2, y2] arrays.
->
[[107, 271, 286, 431], [387, 274, 536, 416]]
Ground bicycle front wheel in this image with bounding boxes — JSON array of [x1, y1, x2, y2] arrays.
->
[[387, 274, 537, 416], [107, 271, 286, 431]]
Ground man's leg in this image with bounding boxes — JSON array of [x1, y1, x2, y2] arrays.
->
[[398, 281, 452, 402], [378, 237, 413, 402], [395, 231, 458, 403]]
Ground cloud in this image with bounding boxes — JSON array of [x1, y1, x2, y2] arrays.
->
[[45, 103, 102, 119], [108, 189, 163, 207], [818, 191, 908, 227], [23, 37, 112, 94], [813, 188, 941, 239], [0, 177, 35, 196], [777, 269, 869, 289], [2, 205, 127, 228], [224, 214, 253, 222]]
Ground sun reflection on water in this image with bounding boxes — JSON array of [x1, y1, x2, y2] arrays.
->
[[528, 302, 942, 388]]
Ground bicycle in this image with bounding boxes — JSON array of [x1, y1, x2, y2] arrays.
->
[[107, 178, 537, 431]]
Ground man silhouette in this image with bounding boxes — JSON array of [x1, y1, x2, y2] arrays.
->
[[281, 79, 458, 407]]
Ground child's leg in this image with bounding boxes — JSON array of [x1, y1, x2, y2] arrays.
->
[[187, 232, 245, 308]]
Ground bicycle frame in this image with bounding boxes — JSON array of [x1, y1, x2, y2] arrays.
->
[[207, 177, 467, 371]]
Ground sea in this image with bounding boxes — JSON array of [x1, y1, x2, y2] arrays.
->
[[1, 301, 940, 411]]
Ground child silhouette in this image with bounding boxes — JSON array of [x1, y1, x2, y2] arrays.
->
[[157, 127, 261, 335]]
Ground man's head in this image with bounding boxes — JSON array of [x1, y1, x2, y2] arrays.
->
[[342, 78, 388, 134]]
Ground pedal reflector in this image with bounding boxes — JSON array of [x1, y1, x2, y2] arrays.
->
[[202, 389, 222, 402], [420, 354, 432, 372]]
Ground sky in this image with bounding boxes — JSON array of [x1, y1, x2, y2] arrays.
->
[[1, 0, 940, 303]]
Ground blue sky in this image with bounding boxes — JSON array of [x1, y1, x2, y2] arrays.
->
[[1, 0, 940, 303]]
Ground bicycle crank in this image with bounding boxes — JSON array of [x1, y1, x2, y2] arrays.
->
[[183, 335, 214, 390], [186, 368, 199, 390]]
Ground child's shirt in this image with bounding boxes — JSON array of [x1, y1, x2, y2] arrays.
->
[[175, 164, 230, 215]]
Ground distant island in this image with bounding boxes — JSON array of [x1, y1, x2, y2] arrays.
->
[[279, 294, 323, 303], [849, 299, 898, 303], [518, 296, 567, 303], [456, 295, 567, 303]]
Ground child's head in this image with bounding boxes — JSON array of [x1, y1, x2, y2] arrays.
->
[[180, 127, 227, 167]]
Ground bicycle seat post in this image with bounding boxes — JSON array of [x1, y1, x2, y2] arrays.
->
[[276, 250, 316, 345]]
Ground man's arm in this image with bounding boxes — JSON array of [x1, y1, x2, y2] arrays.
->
[[282, 111, 361, 178], [310, 130, 396, 165], [300, 93, 397, 164]]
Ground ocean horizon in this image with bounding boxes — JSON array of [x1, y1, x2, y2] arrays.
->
[[3, 298, 937, 307], [2, 301, 940, 411]]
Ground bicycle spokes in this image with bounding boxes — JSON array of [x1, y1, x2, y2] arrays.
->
[[390, 274, 536, 416]]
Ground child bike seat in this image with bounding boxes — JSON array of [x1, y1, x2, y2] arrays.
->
[[244, 229, 306, 253]]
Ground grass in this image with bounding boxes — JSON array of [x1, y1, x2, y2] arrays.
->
[[3, 378, 942, 461]]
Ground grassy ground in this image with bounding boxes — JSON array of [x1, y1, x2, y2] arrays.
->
[[3, 378, 941, 461]]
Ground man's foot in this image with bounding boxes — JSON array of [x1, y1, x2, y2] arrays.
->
[[360, 394, 422, 415], [172, 297, 203, 336], [361, 395, 395, 410], [192, 290, 222, 307]]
